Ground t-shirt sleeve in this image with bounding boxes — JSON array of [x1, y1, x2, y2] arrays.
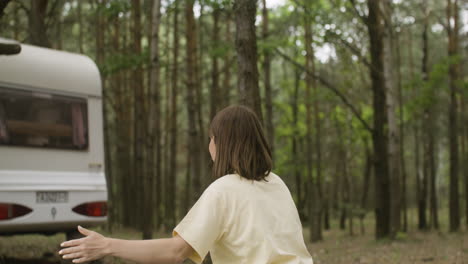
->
[[173, 187, 226, 264]]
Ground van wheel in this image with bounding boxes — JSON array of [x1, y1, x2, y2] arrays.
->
[[60, 230, 103, 264]]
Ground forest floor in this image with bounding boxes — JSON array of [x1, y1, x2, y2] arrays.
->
[[1, 219, 467, 264]]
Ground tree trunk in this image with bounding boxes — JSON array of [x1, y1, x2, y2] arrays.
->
[[132, 0, 145, 231], [94, 0, 114, 231], [447, 0, 460, 233], [464, 93, 468, 227], [0, 0, 12, 19], [28, 0, 50, 47], [142, 0, 162, 239], [367, 0, 391, 239], [77, 0, 84, 53], [233, 0, 262, 120], [210, 6, 221, 120], [383, 0, 401, 237], [397, 23, 408, 236], [360, 140, 372, 234], [13, 1, 19, 40], [292, 64, 302, 216], [185, 0, 202, 205], [262, 0, 274, 154], [168, 0, 179, 228], [305, 12, 322, 242], [221, 13, 232, 109]]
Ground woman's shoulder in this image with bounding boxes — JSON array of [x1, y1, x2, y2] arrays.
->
[[209, 173, 242, 189], [208, 172, 284, 191]]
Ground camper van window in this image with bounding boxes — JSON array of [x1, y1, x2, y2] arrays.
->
[[0, 87, 88, 150]]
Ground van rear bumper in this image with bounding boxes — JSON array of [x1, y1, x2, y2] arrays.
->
[[0, 219, 106, 235], [0, 170, 107, 235]]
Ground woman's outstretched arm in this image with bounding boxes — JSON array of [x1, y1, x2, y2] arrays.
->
[[59, 226, 194, 264]]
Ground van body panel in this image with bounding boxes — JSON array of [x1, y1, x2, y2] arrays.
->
[[0, 39, 102, 97]]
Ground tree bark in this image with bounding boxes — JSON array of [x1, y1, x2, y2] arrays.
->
[[221, 13, 232, 109], [132, 0, 145, 231], [185, 0, 202, 205], [367, 0, 391, 239], [262, 0, 274, 154], [383, 0, 401, 237], [305, 10, 322, 242], [0, 0, 11, 19], [28, 0, 51, 47], [77, 0, 84, 53], [168, 0, 179, 228], [447, 0, 461, 232], [292, 63, 302, 216], [233, 0, 262, 120], [210, 5, 221, 120]]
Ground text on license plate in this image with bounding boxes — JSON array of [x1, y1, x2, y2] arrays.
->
[[36, 191, 69, 203]]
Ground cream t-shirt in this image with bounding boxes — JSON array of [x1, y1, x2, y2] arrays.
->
[[173, 172, 313, 264]]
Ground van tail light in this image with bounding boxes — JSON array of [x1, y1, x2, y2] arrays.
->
[[72, 201, 107, 217], [0, 203, 33, 220]]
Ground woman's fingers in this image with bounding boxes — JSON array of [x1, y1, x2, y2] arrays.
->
[[72, 257, 88, 263], [61, 237, 85, 248], [62, 252, 83, 259], [77, 225, 92, 236], [59, 244, 88, 256]]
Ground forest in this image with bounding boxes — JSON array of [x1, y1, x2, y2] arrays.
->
[[0, 0, 468, 263]]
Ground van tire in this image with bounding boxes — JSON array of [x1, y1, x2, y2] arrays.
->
[[61, 230, 103, 264]]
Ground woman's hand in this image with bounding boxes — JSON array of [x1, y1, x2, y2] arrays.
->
[[59, 226, 111, 263]]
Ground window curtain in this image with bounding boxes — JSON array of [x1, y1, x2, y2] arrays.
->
[[71, 103, 86, 148], [0, 102, 9, 143]]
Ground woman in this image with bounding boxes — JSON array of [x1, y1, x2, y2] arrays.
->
[[59, 105, 313, 264]]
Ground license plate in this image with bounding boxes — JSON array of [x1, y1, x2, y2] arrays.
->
[[36, 191, 68, 203]]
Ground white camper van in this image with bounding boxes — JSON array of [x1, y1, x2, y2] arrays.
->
[[0, 38, 107, 237]]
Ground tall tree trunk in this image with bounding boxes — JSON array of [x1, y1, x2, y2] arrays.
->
[[360, 140, 372, 235], [77, 0, 84, 53], [185, 0, 202, 205], [0, 0, 12, 20], [121, 9, 134, 228], [367, 0, 391, 239], [398, 29, 408, 234], [210, 6, 221, 120], [262, 0, 274, 154], [464, 90, 468, 227], [292, 64, 302, 215], [416, 124, 427, 230], [221, 13, 232, 108], [429, 125, 439, 229], [447, 0, 461, 232], [169, 0, 179, 228], [336, 117, 347, 231], [233, 0, 262, 120], [13, 1, 19, 40], [162, 11, 172, 228], [28, 0, 50, 47], [142, 0, 162, 239], [132, 0, 145, 231], [111, 13, 126, 227], [418, 4, 439, 231], [463, 78, 468, 227], [94, 0, 113, 231], [305, 10, 322, 242], [383, 0, 401, 237]]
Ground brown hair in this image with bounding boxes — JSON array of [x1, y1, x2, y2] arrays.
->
[[209, 105, 272, 181]]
